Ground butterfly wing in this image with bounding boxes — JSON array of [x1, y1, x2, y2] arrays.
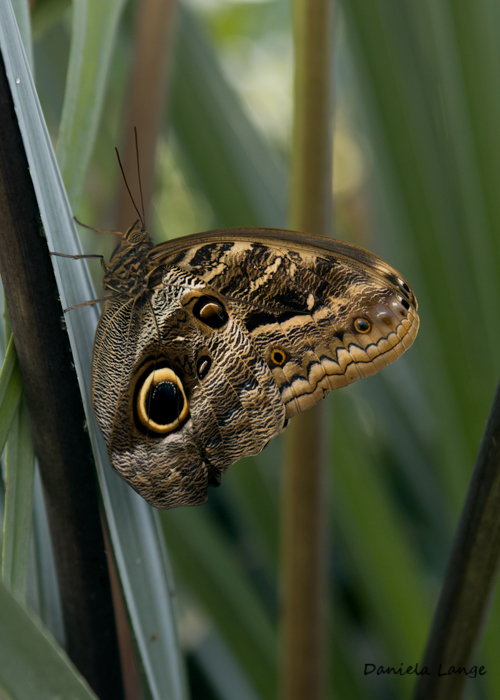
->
[[151, 229, 419, 417], [92, 229, 418, 508]]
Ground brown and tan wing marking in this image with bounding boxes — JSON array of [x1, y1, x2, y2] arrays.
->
[[151, 230, 418, 418]]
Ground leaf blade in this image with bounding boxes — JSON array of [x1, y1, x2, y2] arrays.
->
[[0, 336, 22, 456], [0, 578, 98, 700], [2, 395, 35, 600]]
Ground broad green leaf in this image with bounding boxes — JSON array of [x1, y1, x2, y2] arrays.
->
[[0, 578, 98, 700]]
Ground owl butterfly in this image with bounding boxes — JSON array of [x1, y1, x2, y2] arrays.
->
[[81, 215, 418, 509]]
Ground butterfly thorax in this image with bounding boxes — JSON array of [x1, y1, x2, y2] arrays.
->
[[102, 221, 156, 297]]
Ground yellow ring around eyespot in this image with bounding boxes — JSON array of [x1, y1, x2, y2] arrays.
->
[[354, 318, 371, 334], [271, 348, 286, 366], [137, 367, 189, 433]]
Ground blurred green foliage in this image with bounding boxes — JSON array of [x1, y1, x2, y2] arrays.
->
[[1, 0, 500, 698]]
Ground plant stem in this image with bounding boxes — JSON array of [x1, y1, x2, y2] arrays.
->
[[280, 0, 334, 697], [289, 0, 335, 235], [414, 376, 500, 700], [116, 0, 177, 232]]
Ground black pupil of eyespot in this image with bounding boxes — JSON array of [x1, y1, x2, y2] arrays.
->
[[197, 356, 212, 380], [147, 380, 183, 425], [356, 319, 370, 331], [274, 351, 284, 363], [193, 296, 228, 329]]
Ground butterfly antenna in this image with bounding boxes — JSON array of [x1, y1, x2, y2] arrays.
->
[[115, 146, 144, 226], [134, 127, 146, 227]]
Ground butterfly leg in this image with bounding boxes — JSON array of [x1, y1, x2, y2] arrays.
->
[[50, 251, 109, 273], [62, 292, 126, 313]]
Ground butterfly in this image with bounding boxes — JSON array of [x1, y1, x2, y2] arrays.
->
[[82, 219, 418, 508]]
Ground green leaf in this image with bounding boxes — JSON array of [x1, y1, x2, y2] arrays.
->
[[56, 0, 127, 209], [162, 506, 277, 700], [0, 578, 98, 700], [10, 0, 33, 68], [0, 336, 22, 457], [2, 395, 35, 600], [32, 0, 70, 40], [332, 397, 430, 663], [31, 470, 65, 646], [171, 5, 288, 228]]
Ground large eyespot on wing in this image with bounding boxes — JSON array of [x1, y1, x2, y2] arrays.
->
[[135, 365, 189, 434]]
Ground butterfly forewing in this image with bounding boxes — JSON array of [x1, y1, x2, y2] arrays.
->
[[155, 231, 418, 416]]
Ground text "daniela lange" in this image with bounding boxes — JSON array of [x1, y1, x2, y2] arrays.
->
[[364, 663, 486, 679]]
